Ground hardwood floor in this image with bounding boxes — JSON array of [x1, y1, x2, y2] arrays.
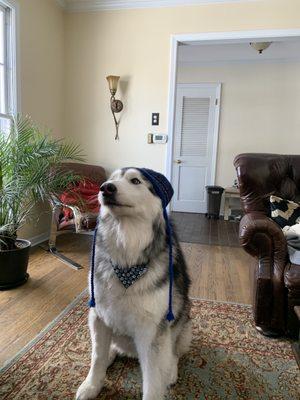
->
[[0, 233, 253, 367], [172, 212, 240, 246], [181, 242, 252, 303]]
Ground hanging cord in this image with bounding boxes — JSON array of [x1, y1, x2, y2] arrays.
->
[[163, 208, 175, 322], [89, 226, 98, 308]]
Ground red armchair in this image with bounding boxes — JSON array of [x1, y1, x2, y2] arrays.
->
[[48, 163, 106, 270]]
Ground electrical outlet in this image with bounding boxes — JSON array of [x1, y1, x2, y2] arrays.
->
[[152, 113, 159, 126]]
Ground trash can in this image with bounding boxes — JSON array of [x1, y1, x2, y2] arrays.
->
[[205, 186, 224, 219]]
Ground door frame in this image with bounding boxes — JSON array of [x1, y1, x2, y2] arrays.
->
[[165, 29, 300, 210]]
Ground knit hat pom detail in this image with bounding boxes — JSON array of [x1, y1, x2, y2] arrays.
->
[[89, 298, 95, 308], [166, 310, 175, 321]]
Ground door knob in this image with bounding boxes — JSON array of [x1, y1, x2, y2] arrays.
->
[[174, 159, 182, 164]]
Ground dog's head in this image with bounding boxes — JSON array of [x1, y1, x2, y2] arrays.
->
[[99, 168, 162, 219]]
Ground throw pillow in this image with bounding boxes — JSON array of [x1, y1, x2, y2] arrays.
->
[[270, 195, 300, 228]]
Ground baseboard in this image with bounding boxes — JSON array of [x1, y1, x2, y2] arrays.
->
[[28, 232, 49, 247]]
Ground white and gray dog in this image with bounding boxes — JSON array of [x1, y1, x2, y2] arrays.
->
[[76, 167, 191, 400]]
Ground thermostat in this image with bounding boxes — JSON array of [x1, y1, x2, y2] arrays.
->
[[148, 133, 168, 144]]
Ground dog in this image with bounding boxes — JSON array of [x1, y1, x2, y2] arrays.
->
[[76, 167, 191, 400]]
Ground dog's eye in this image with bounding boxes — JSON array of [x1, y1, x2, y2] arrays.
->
[[131, 178, 141, 185]]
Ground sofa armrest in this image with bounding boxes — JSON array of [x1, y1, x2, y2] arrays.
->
[[239, 212, 287, 265], [240, 212, 288, 333]]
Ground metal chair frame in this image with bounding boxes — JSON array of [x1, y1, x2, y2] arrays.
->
[[46, 196, 95, 270]]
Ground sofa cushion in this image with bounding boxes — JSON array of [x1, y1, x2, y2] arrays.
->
[[270, 195, 300, 228]]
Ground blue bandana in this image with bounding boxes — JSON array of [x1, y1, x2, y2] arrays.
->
[[112, 262, 148, 288]]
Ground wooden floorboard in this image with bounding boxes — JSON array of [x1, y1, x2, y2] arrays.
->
[[181, 243, 252, 303], [171, 212, 240, 246], [0, 233, 253, 367]]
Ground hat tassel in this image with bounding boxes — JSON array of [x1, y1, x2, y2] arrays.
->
[[89, 226, 97, 308], [164, 208, 175, 322]]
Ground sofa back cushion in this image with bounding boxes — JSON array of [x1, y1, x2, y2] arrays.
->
[[234, 153, 300, 215]]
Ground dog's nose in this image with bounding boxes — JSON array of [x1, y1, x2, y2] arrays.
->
[[100, 182, 117, 196]]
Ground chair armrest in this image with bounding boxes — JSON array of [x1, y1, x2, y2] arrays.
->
[[50, 196, 83, 232], [239, 212, 287, 264]]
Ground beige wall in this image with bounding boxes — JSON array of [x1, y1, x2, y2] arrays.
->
[[17, 0, 65, 239], [177, 61, 300, 187], [14, 0, 300, 238], [64, 0, 300, 178], [19, 0, 65, 136]]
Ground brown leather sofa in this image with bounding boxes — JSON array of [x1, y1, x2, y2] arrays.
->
[[234, 153, 300, 338]]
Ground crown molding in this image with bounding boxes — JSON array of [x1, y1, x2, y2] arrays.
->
[[63, 0, 258, 13], [178, 57, 300, 68]]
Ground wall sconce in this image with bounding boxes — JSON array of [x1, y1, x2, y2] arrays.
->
[[250, 42, 272, 54], [106, 75, 123, 140]]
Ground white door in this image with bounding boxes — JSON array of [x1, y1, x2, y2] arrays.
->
[[172, 83, 221, 213]]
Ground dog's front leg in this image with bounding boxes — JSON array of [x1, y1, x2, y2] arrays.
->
[[76, 309, 112, 400], [136, 328, 173, 400]]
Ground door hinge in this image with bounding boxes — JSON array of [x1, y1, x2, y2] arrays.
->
[[215, 98, 218, 106]]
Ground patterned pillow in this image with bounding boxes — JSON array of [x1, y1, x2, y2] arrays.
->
[[270, 195, 300, 228]]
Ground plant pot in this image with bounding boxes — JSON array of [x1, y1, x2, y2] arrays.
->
[[0, 239, 31, 290]]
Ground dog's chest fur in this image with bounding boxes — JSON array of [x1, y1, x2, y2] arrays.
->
[[93, 214, 169, 336]]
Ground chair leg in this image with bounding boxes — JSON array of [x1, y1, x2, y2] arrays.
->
[[48, 246, 83, 270], [43, 207, 84, 270]]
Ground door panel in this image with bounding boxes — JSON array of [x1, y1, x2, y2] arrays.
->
[[180, 97, 210, 157], [178, 165, 207, 203], [172, 84, 221, 213]]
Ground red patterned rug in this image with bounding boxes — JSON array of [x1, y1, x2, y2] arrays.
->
[[0, 292, 299, 399]]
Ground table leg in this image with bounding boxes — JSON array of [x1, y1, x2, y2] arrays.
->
[[224, 196, 230, 221]]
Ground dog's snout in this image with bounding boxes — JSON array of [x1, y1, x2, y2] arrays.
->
[[100, 182, 117, 196]]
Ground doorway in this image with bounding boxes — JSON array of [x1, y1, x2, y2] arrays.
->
[[166, 29, 300, 218]]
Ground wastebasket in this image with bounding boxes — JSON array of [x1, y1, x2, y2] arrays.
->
[[205, 186, 224, 219]]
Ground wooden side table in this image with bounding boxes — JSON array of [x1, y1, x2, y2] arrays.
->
[[292, 306, 300, 369], [223, 187, 240, 221]]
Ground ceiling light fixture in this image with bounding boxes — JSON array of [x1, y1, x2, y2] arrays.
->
[[250, 42, 272, 54]]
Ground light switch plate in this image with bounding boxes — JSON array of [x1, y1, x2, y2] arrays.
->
[[152, 113, 159, 126]]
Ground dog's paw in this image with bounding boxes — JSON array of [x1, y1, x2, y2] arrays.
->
[[75, 379, 103, 400]]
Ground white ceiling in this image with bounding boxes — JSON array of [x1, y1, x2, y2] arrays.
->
[[178, 40, 300, 65]]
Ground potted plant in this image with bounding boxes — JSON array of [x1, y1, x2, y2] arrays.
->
[[0, 115, 84, 290]]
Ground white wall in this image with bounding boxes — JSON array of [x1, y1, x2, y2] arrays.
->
[[177, 60, 300, 186]]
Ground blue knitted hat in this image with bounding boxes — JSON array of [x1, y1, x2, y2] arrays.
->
[[137, 168, 174, 209], [89, 168, 175, 322]]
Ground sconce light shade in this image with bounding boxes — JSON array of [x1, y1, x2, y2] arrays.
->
[[106, 75, 120, 95], [250, 42, 272, 54], [106, 75, 123, 140]]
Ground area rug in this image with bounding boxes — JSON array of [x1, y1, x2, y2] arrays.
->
[[0, 292, 299, 400]]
